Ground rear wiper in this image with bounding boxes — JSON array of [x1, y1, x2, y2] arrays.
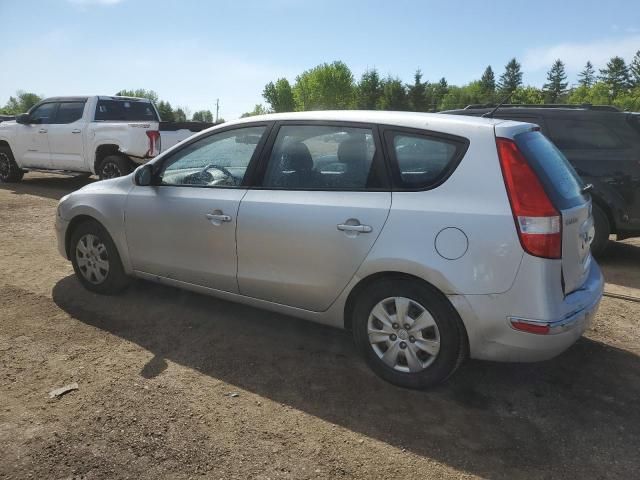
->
[[581, 183, 593, 194]]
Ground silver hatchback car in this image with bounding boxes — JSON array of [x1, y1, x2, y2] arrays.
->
[[56, 111, 604, 389]]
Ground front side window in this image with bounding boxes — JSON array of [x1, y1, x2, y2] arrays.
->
[[387, 131, 465, 189], [29, 103, 56, 124], [262, 125, 379, 189], [54, 102, 85, 124], [159, 126, 267, 187]]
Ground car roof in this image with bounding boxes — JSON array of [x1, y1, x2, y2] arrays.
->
[[443, 105, 623, 117], [228, 110, 508, 130]]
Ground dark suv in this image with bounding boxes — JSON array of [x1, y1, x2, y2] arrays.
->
[[444, 105, 640, 255]]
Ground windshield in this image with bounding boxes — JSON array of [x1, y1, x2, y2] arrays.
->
[[94, 99, 159, 122]]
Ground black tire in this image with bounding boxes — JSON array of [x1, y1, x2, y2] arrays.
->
[[0, 146, 24, 183], [591, 204, 610, 257], [69, 220, 129, 294], [352, 278, 467, 389], [98, 154, 132, 180]]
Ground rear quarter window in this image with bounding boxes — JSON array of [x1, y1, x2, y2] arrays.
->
[[95, 100, 158, 122], [515, 130, 586, 209], [384, 129, 468, 190], [547, 118, 623, 149]]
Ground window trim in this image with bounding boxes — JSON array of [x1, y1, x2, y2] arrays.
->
[[51, 101, 87, 125], [149, 121, 274, 189], [381, 126, 469, 192], [249, 120, 391, 192]]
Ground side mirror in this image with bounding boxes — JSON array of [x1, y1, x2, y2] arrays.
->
[[16, 113, 31, 124], [134, 164, 153, 186]]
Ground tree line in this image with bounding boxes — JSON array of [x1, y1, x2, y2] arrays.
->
[[2, 51, 639, 118], [242, 51, 640, 116]]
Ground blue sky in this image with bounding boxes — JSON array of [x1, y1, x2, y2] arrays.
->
[[1, 0, 639, 119]]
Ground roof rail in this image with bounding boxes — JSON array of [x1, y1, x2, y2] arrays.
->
[[463, 103, 620, 112]]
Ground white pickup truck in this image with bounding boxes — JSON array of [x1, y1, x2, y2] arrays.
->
[[0, 95, 205, 182]]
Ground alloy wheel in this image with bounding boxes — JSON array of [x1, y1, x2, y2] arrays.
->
[[101, 162, 121, 179], [75, 233, 110, 284], [0, 152, 10, 180], [367, 296, 441, 373]]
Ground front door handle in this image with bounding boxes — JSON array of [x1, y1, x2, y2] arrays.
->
[[337, 223, 372, 233], [71, 129, 81, 134], [205, 212, 232, 224], [38, 128, 47, 133]]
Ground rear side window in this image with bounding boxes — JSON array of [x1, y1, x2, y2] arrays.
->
[[514, 131, 586, 209], [54, 102, 85, 124], [547, 118, 622, 149], [95, 99, 158, 122], [384, 130, 467, 190]]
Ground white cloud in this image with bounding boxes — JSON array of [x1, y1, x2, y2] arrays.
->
[[522, 35, 640, 73]]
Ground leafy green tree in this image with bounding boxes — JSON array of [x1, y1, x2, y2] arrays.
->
[[292, 61, 354, 110], [240, 104, 269, 118], [407, 69, 428, 111], [0, 91, 43, 114], [263, 78, 295, 113], [498, 58, 523, 94], [356, 69, 383, 109], [156, 100, 175, 121], [599, 56, 631, 97], [192, 110, 213, 122], [379, 77, 408, 110], [511, 86, 544, 104], [480, 66, 496, 99], [630, 50, 640, 87], [115, 89, 159, 103], [174, 107, 187, 122], [578, 61, 596, 88], [543, 59, 568, 103], [440, 81, 484, 110]]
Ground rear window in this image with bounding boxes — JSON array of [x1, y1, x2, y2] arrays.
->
[[514, 131, 586, 209], [95, 99, 158, 122]]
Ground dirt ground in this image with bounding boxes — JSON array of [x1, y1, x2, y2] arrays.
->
[[1, 173, 639, 480]]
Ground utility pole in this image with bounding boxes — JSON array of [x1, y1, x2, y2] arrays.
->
[[215, 98, 219, 123]]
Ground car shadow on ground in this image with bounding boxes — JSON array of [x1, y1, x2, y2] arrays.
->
[[0, 174, 94, 201], [52, 275, 640, 479], [598, 239, 640, 291]]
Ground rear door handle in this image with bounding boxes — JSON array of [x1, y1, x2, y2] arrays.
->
[[337, 223, 372, 233], [38, 128, 47, 133], [205, 213, 232, 223], [71, 129, 81, 134]]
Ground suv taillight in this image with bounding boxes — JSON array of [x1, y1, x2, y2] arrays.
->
[[496, 137, 561, 259], [146, 130, 161, 157]]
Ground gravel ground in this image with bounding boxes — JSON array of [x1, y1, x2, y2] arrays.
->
[[1, 173, 639, 480]]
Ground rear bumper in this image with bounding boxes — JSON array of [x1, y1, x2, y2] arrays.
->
[[455, 260, 604, 362]]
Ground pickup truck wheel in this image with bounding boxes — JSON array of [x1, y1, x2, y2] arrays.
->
[[0, 147, 25, 183], [98, 155, 132, 180], [590, 204, 610, 257], [70, 220, 129, 294]]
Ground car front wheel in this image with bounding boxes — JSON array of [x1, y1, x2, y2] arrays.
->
[[352, 278, 467, 389], [70, 220, 129, 294]]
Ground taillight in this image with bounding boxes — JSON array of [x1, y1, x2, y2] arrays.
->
[[146, 130, 161, 157], [496, 137, 561, 259]]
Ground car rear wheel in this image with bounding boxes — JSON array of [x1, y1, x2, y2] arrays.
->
[[0, 146, 24, 183], [70, 220, 129, 294], [98, 155, 132, 180], [590, 204, 610, 257], [352, 278, 467, 389]]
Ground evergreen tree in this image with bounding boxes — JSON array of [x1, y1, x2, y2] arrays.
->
[[355, 69, 383, 109], [630, 50, 640, 87], [480, 66, 496, 97], [599, 56, 631, 97], [498, 58, 523, 94], [156, 100, 175, 122], [543, 59, 568, 103], [407, 69, 427, 111], [379, 77, 408, 110], [578, 61, 596, 87]]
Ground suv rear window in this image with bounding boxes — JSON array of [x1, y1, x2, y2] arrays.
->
[[514, 131, 586, 209], [95, 99, 158, 122]]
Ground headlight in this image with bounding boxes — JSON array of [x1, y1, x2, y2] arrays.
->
[[57, 194, 71, 218]]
